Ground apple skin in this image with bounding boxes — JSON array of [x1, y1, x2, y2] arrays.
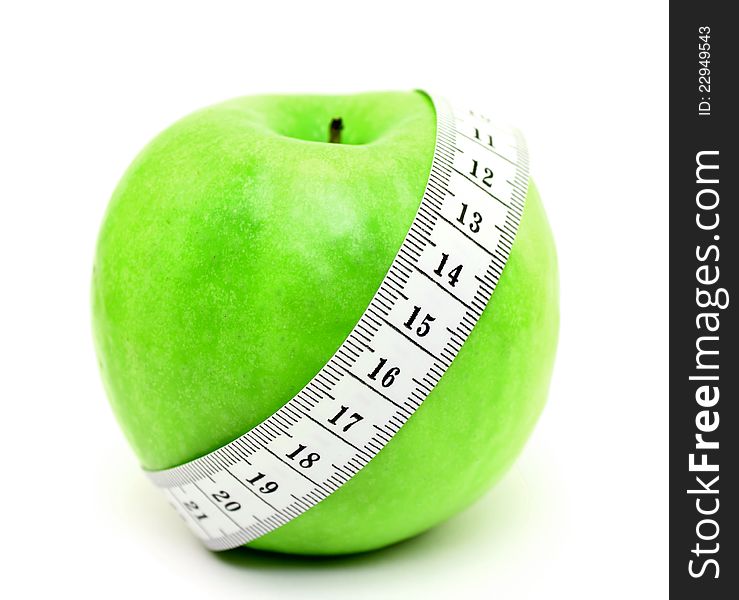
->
[[92, 91, 558, 555]]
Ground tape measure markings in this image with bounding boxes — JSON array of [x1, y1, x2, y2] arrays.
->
[[147, 96, 529, 550]]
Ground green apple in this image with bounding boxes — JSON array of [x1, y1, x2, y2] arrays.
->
[[92, 91, 558, 555]]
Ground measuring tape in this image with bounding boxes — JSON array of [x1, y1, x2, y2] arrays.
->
[[147, 94, 530, 551]]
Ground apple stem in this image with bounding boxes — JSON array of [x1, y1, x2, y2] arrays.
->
[[329, 118, 343, 143]]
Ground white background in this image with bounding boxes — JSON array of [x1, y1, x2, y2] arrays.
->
[[0, 1, 668, 598]]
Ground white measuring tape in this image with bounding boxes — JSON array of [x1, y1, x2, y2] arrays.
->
[[147, 94, 530, 551]]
